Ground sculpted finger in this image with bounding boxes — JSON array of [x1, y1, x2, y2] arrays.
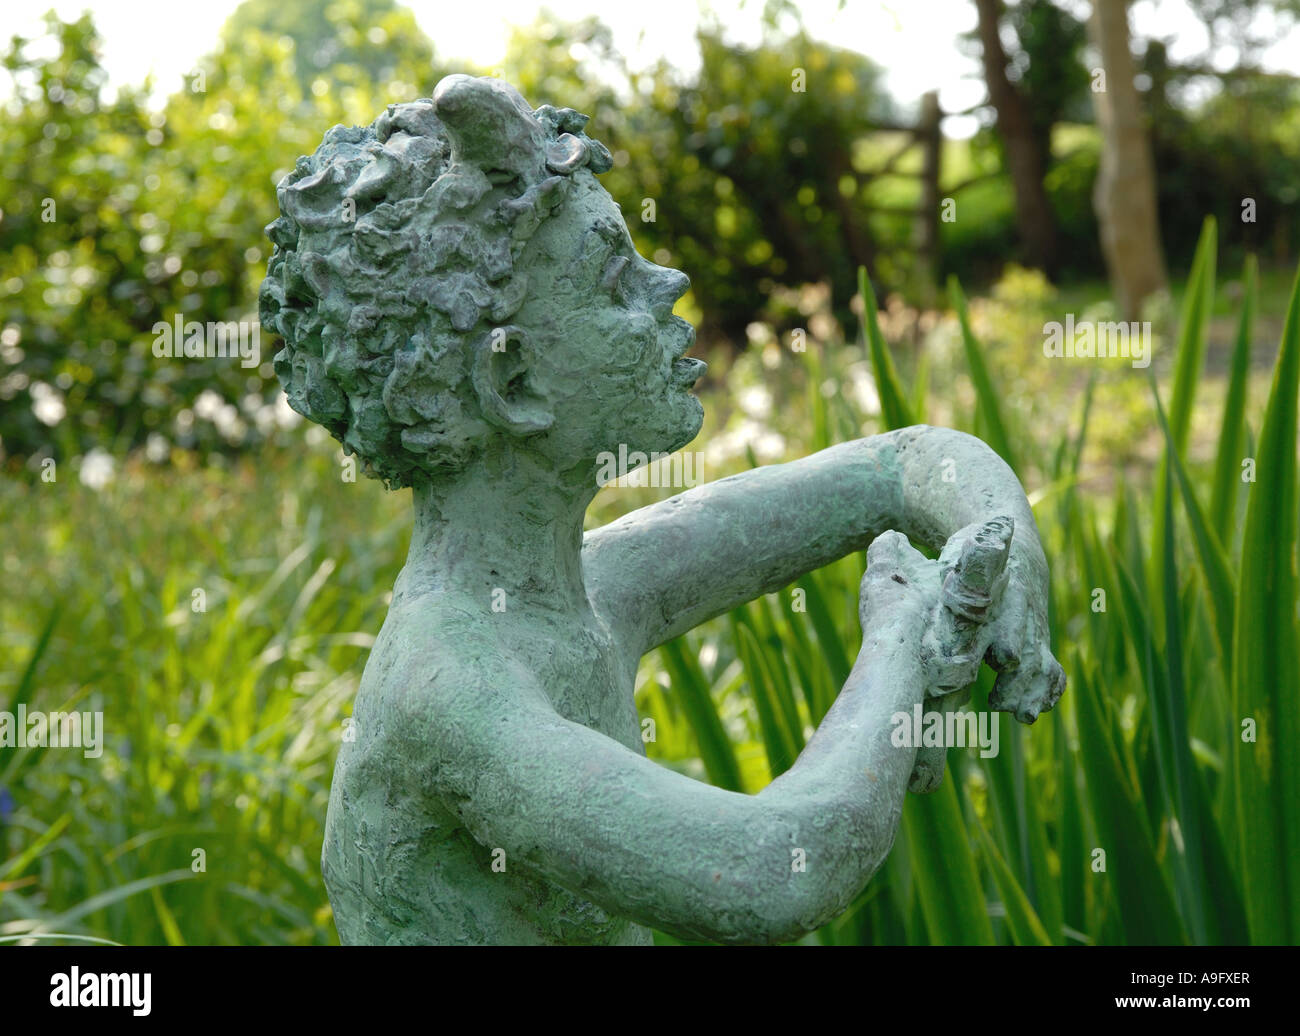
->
[[860, 530, 937, 629], [926, 516, 1013, 695], [938, 515, 1014, 625], [909, 740, 947, 794], [989, 643, 1066, 724]]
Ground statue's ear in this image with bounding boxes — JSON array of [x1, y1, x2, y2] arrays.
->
[[472, 326, 554, 435]]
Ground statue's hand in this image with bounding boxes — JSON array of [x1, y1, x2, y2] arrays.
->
[[858, 518, 1017, 699], [904, 516, 1066, 792], [942, 517, 1066, 726], [858, 530, 946, 633], [861, 516, 1064, 792], [859, 521, 1016, 793]]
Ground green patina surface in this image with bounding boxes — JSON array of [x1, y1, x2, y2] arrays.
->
[[259, 74, 1065, 945]]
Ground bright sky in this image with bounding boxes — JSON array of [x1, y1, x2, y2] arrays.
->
[[2, 0, 1297, 137]]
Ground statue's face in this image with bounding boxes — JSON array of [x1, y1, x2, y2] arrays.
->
[[513, 172, 706, 470]]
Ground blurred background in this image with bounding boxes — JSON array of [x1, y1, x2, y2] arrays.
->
[[2, 0, 1299, 946]]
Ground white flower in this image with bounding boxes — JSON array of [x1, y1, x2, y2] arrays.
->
[[32, 393, 65, 426], [194, 389, 223, 421], [30, 381, 65, 426], [146, 433, 170, 463], [79, 448, 116, 490], [753, 430, 786, 461], [737, 385, 773, 420]]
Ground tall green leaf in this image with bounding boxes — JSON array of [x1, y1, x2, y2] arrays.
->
[[658, 637, 745, 793], [1073, 658, 1186, 944], [1210, 254, 1257, 545], [903, 777, 995, 945], [859, 267, 915, 430], [949, 275, 1018, 472], [976, 821, 1052, 945], [732, 618, 800, 778], [1168, 217, 1218, 452], [1151, 217, 1217, 616], [1230, 262, 1300, 943], [798, 570, 853, 692], [1151, 382, 1235, 672]]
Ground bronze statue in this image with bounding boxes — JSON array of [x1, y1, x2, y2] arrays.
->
[[259, 74, 1065, 945]]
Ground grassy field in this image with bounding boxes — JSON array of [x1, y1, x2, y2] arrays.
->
[[2, 221, 1298, 945]]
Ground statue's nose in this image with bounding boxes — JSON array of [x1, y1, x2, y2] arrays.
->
[[643, 263, 689, 320]]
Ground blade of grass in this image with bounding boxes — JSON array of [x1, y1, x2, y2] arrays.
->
[[1058, 716, 1086, 936], [976, 820, 1052, 945], [1072, 657, 1186, 944], [1210, 254, 1257, 543], [4, 604, 59, 712], [150, 885, 186, 946], [797, 570, 853, 692], [747, 598, 808, 747], [1156, 461, 1210, 943], [731, 618, 799, 778], [1230, 262, 1300, 943], [1151, 381, 1235, 672], [1168, 216, 1218, 452], [776, 585, 832, 722], [902, 776, 996, 945], [949, 275, 1018, 472], [859, 267, 915, 430], [1151, 216, 1217, 617], [657, 637, 745, 793], [37, 869, 197, 933]]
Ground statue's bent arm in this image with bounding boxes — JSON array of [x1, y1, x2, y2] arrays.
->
[[584, 425, 1063, 722], [397, 532, 985, 945]]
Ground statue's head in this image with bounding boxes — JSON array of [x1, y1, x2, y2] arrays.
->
[[259, 74, 704, 491]]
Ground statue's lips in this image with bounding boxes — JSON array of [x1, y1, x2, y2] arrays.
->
[[662, 317, 702, 386], [662, 316, 695, 358], [672, 356, 708, 387]]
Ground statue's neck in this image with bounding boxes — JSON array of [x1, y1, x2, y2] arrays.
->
[[400, 466, 596, 616]]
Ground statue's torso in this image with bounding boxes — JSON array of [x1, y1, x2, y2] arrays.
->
[[322, 594, 653, 945]]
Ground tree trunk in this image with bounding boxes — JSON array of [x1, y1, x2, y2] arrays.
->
[[974, 0, 1059, 277], [1089, 0, 1168, 318], [913, 90, 942, 305]]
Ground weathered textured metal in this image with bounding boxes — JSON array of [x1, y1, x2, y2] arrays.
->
[[260, 74, 1065, 945]]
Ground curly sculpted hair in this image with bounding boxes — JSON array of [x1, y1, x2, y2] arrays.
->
[[258, 75, 613, 488]]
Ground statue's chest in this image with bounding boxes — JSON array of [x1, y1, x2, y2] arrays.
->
[[520, 620, 642, 752]]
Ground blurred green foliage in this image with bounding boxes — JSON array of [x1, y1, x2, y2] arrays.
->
[[1146, 50, 1300, 267], [0, 3, 442, 468]]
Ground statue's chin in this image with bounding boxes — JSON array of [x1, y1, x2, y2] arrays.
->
[[664, 395, 705, 455], [686, 394, 705, 442], [596, 394, 704, 470]]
